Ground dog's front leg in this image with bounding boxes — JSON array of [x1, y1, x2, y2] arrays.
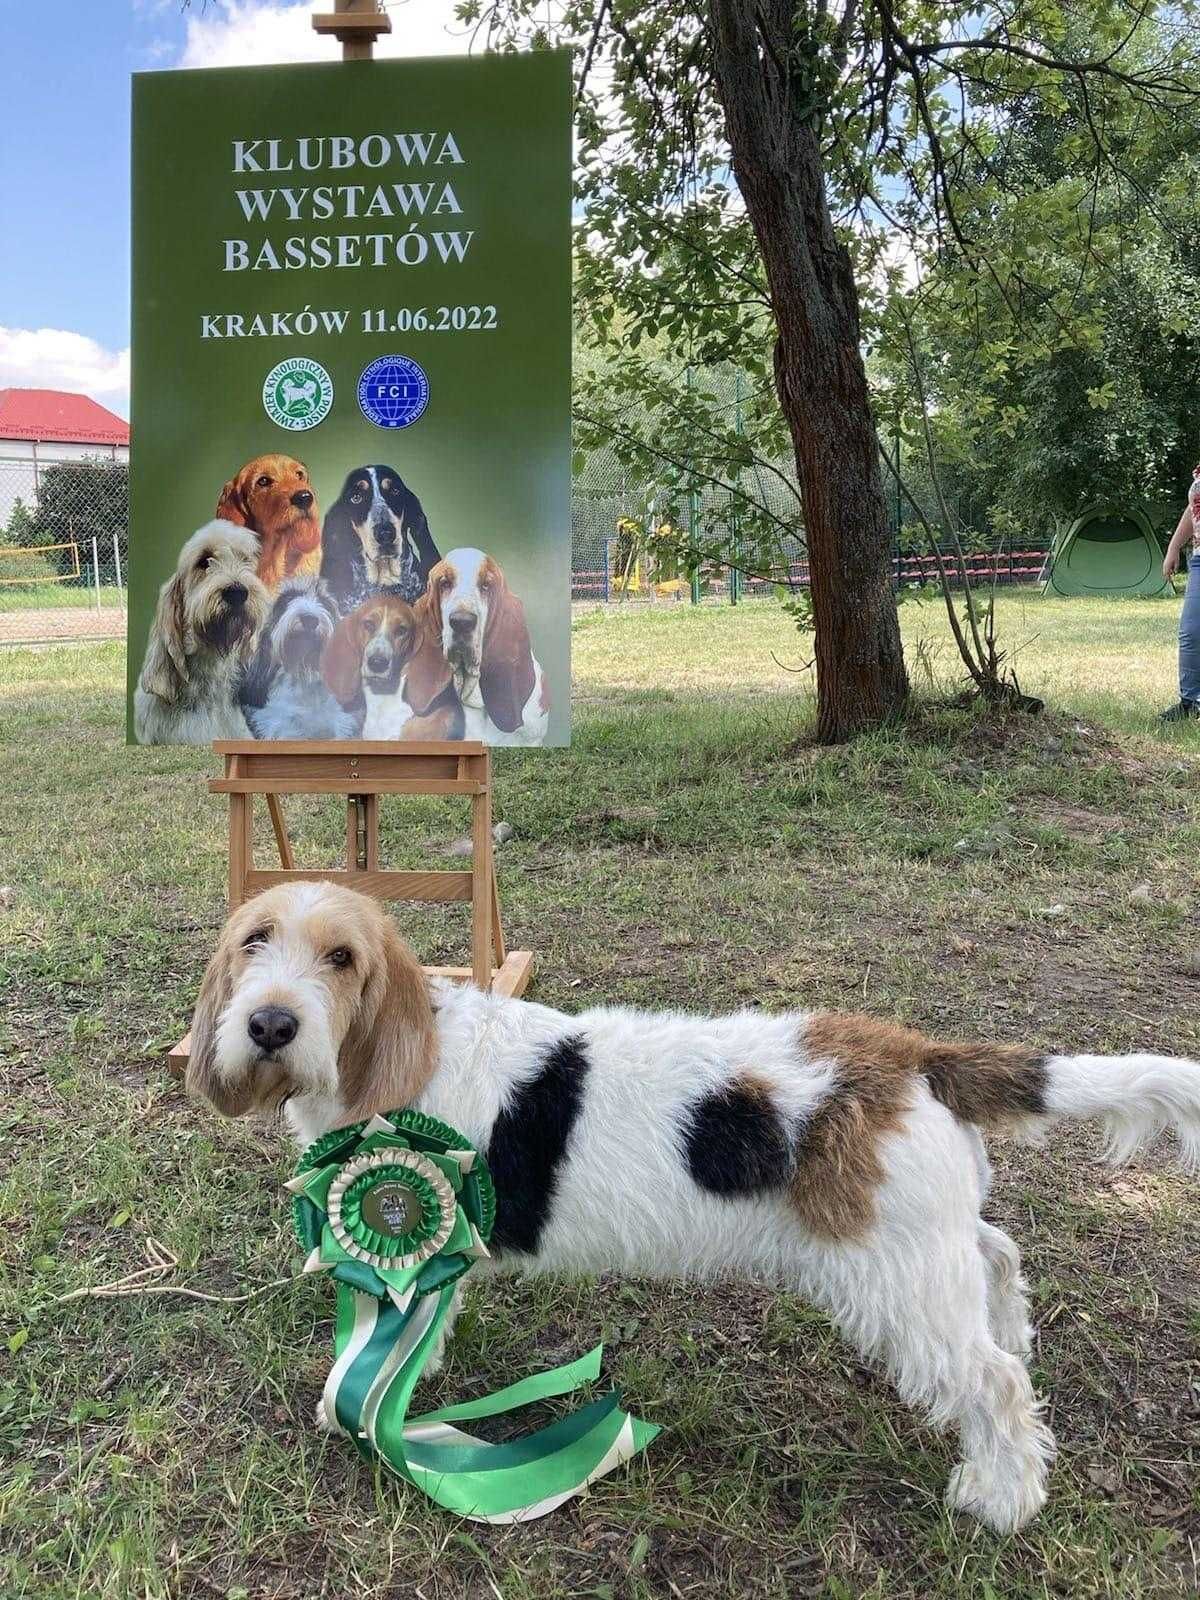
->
[[422, 1281, 465, 1377]]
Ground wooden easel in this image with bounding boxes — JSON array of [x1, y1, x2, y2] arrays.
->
[[167, 741, 533, 1070]]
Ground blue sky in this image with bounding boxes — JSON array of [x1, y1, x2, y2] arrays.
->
[[0, 1, 471, 418]]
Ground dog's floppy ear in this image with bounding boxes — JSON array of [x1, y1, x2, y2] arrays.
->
[[337, 914, 437, 1118], [322, 609, 366, 706], [399, 484, 441, 579], [186, 928, 255, 1117], [403, 607, 453, 715], [215, 473, 249, 527], [415, 563, 445, 631], [480, 568, 536, 734], [238, 615, 278, 711], [139, 571, 189, 703], [318, 504, 366, 604]]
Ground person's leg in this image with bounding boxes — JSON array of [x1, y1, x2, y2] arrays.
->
[[1179, 554, 1200, 705]]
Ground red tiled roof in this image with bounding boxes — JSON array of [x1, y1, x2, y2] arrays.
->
[[0, 388, 129, 446]]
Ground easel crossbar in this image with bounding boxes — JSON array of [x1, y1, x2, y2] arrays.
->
[[242, 868, 473, 901]]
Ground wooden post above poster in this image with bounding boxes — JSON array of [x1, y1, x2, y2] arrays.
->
[[128, 46, 571, 751]]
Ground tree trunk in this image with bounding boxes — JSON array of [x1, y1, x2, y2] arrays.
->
[[708, 0, 908, 742]]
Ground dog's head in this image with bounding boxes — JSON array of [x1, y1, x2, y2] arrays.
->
[[216, 454, 319, 559], [331, 466, 426, 589], [186, 883, 437, 1121], [321, 593, 419, 705], [266, 580, 340, 679], [139, 521, 269, 703], [419, 548, 535, 732], [239, 579, 341, 712]]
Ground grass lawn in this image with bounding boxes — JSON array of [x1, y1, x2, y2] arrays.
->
[[0, 583, 124, 612], [2, 591, 1199, 1599]]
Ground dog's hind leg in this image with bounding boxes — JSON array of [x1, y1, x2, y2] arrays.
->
[[803, 1226, 1052, 1532], [978, 1219, 1034, 1357], [793, 1105, 1053, 1532], [963, 1124, 1034, 1356]]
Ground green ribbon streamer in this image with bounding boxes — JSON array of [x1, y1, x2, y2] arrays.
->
[[291, 1108, 659, 1523]]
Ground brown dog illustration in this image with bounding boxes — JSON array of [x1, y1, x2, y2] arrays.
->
[[216, 453, 321, 590]]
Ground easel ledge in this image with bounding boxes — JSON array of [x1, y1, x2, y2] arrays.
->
[[167, 739, 532, 1073]]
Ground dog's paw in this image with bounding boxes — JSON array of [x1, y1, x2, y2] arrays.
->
[[945, 1454, 1048, 1533], [315, 1397, 333, 1434]]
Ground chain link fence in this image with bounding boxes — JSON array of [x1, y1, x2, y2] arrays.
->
[[0, 456, 128, 645], [0, 443, 1047, 646]]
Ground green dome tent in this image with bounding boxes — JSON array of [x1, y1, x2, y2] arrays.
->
[[1043, 503, 1172, 598]]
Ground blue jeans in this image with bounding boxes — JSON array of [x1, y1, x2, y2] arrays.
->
[[1181, 554, 1200, 702]]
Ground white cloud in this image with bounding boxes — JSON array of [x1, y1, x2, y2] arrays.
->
[[179, 0, 473, 69], [0, 328, 130, 419]]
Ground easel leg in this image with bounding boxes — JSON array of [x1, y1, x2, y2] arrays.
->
[[266, 793, 294, 869], [364, 793, 380, 869], [490, 867, 507, 967], [229, 792, 252, 908], [471, 774, 493, 988]]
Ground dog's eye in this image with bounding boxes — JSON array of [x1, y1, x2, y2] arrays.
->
[[440, 575, 452, 590], [195, 555, 212, 572], [327, 947, 353, 969], [243, 926, 271, 949], [255, 475, 273, 489]]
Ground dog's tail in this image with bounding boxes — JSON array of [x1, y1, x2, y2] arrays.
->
[[922, 1039, 1200, 1170]]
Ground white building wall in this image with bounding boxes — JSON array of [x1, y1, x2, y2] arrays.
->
[[0, 440, 129, 528]]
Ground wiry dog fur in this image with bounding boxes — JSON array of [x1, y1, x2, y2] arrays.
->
[[188, 883, 1200, 1534], [216, 453, 321, 590], [418, 547, 550, 745], [134, 521, 268, 745], [238, 579, 360, 740]]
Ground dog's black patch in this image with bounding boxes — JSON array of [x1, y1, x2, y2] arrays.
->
[[486, 1034, 590, 1254], [682, 1081, 792, 1196]]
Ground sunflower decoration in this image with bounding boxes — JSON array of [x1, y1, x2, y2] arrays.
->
[[287, 1109, 657, 1524]]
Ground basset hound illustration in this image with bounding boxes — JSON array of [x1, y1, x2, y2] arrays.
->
[[416, 547, 550, 746], [215, 453, 321, 590], [318, 466, 441, 612], [321, 592, 463, 741]]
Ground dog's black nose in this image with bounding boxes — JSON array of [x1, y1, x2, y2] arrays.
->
[[247, 1005, 298, 1054], [297, 611, 319, 631], [223, 583, 248, 608], [365, 646, 391, 674], [449, 609, 477, 636], [374, 523, 397, 550], [292, 489, 314, 511]]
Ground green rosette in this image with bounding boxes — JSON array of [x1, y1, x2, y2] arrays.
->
[[288, 1108, 657, 1523]]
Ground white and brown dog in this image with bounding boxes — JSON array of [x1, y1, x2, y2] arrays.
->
[[419, 549, 550, 745], [134, 521, 269, 745], [187, 882, 1200, 1534], [322, 593, 464, 741]]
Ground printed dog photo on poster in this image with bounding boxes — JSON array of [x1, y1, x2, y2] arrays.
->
[[127, 53, 572, 749]]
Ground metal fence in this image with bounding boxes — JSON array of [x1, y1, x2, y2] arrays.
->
[[0, 446, 1047, 646], [570, 441, 1047, 603], [0, 456, 127, 645]]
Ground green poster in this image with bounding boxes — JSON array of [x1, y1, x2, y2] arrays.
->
[[128, 52, 571, 747]]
